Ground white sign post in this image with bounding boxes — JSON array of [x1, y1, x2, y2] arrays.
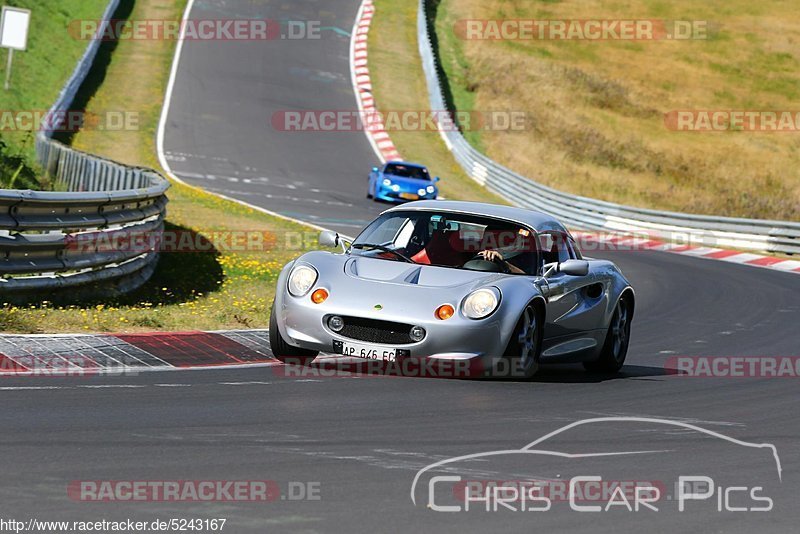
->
[[0, 6, 31, 90]]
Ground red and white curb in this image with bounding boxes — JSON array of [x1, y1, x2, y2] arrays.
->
[[350, 0, 402, 163], [0, 330, 340, 376], [571, 231, 800, 275]]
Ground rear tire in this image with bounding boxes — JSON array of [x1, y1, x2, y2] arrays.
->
[[495, 305, 541, 379], [269, 301, 318, 366], [583, 297, 631, 373]]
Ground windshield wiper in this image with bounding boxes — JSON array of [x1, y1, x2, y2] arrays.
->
[[351, 243, 416, 264]]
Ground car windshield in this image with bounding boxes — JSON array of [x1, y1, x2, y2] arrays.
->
[[383, 164, 430, 180], [349, 211, 539, 275]]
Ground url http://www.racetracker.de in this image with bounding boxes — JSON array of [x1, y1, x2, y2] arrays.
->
[[0, 518, 228, 533]]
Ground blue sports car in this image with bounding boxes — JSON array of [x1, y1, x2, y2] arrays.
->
[[367, 161, 440, 203]]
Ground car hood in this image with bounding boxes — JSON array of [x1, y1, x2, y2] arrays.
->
[[345, 256, 503, 288], [297, 251, 505, 293]]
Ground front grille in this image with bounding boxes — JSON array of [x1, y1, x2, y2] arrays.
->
[[336, 316, 419, 345]]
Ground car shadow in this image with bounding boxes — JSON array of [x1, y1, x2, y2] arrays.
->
[[299, 358, 679, 383], [528, 364, 679, 384]]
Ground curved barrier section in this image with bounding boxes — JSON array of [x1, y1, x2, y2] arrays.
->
[[0, 0, 169, 295], [416, 0, 799, 256]]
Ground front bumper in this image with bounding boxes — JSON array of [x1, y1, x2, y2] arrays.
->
[[375, 186, 438, 203], [275, 286, 507, 376]]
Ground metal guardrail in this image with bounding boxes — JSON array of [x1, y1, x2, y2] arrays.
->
[[0, 0, 170, 295], [417, 0, 800, 256]]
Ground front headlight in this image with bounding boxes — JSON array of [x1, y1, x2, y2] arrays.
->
[[462, 288, 500, 319], [382, 178, 392, 186], [426, 185, 435, 194], [288, 264, 318, 296]]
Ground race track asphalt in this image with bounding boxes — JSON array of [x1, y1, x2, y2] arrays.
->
[[0, 0, 797, 532], [160, 0, 381, 233]]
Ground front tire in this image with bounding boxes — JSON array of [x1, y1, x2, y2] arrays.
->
[[584, 297, 631, 373], [496, 305, 541, 379], [269, 301, 318, 366]]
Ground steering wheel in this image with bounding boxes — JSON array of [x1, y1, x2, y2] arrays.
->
[[462, 254, 507, 273]]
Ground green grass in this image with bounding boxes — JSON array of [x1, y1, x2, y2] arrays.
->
[[0, 0, 110, 189]]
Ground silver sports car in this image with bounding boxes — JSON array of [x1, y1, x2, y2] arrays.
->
[[270, 201, 634, 378]]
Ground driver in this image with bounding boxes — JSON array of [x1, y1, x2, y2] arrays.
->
[[475, 225, 533, 274], [477, 250, 526, 274]]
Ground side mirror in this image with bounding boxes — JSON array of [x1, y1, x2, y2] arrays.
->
[[371, 166, 379, 173], [559, 259, 589, 277], [319, 230, 339, 248], [542, 259, 589, 278], [434, 176, 440, 182]]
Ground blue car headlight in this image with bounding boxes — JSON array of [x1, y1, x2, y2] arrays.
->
[[426, 185, 436, 194], [382, 178, 392, 186]]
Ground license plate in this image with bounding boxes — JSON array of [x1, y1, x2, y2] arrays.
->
[[336, 340, 397, 362], [399, 192, 419, 200]]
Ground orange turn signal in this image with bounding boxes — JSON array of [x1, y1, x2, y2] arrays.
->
[[435, 304, 455, 320], [311, 288, 329, 304]]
